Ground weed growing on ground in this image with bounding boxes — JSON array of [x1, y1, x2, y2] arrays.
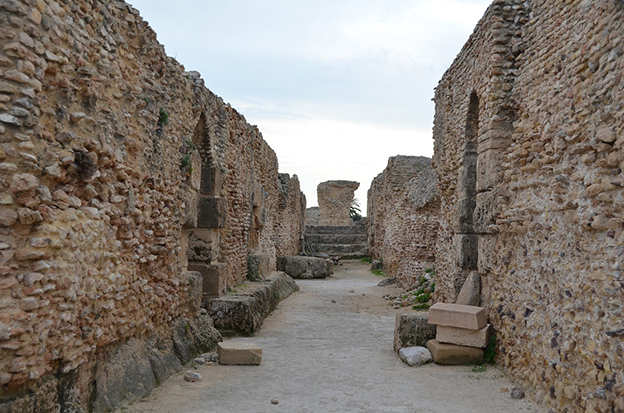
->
[[484, 333, 497, 363], [371, 269, 385, 277], [361, 257, 372, 264], [411, 303, 430, 311], [471, 364, 487, 373]]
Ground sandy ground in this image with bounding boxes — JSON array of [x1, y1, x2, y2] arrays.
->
[[122, 260, 543, 413]]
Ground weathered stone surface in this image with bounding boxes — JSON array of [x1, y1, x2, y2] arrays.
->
[[426, 339, 484, 365], [367, 156, 440, 288], [188, 262, 227, 297], [317, 180, 359, 226], [92, 338, 158, 412], [217, 342, 262, 365], [377, 277, 396, 287], [206, 272, 298, 335], [436, 325, 490, 349], [393, 312, 437, 352], [398, 346, 433, 366], [455, 271, 481, 306], [428, 303, 487, 331], [172, 310, 222, 365], [277, 256, 329, 279]]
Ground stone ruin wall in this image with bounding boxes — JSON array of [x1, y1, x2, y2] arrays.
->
[[0, 0, 305, 409], [433, 0, 624, 411], [317, 180, 359, 226], [366, 156, 439, 289]]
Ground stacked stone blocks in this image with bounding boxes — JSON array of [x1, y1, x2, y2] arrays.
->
[[426, 303, 487, 365]]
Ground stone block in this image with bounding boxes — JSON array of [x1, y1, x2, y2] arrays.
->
[[426, 339, 484, 365], [200, 165, 224, 196], [436, 324, 490, 348], [187, 229, 219, 262], [473, 190, 497, 234], [187, 262, 227, 297], [247, 254, 272, 279], [398, 346, 432, 366], [182, 271, 203, 313], [205, 273, 299, 336], [477, 148, 503, 192], [453, 234, 478, 270], [277, 256, 329, 279], [428, 303, 487, 330], [197, 196, 227, 228], [455, 271, 481, 306], [217, 342, 262, 365], [393, 312, 437, 352]]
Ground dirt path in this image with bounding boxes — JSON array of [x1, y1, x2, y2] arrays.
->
[[123, 260, 543, 413]]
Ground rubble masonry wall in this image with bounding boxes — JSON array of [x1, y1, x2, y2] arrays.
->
[[433, 0, 624, 411], [0, 0, 304, 406], [367, 156, 439, 288]]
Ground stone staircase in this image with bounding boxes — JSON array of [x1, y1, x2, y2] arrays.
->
[[305, 220, 369, 258]]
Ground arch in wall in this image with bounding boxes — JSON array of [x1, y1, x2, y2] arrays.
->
[[185, 111, 228, 298]]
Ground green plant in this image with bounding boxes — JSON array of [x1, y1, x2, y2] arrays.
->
[[471, 364, 487, 373], [412, 303, 430, 311], [180, 154, 191, 168], [350, 198, 362, 222], [185, 140, 196, 150], [360, 257, 372, 264], [414, 293, 430, 303], [371, 269, 385, 277], [158, 108, 169, 125], [484, 333, 497, 363]]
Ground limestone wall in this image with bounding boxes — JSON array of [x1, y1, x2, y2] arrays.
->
[[367, 156, 439, 288], [317, 180, 359, 226], [0, 0, 304, 409], [433, 0, 624, 411]]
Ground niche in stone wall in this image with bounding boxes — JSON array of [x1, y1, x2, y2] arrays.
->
[[186, 113, 228, 297], [455, 91, 480, 271]]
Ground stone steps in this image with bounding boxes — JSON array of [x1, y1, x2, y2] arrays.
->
[[305, 220, 369, 258], [305, 234, 368, 244]]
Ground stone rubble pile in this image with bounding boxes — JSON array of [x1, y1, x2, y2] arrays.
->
[[426, 303, 489, 365], [383, 268, 435, 309]]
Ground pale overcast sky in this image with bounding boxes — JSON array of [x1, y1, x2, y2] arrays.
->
[[128, 0, 492, 211]]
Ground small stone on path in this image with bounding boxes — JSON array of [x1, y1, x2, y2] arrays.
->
[[510, 387, 525, 399], [271, 399, 279, 405], [398, 346, 432, 366], [184, 371, 202, 382]]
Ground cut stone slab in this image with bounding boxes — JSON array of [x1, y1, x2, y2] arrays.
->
[[217, 342, 262, 365], [393, 312, 437, 352], [205, 272, 298, 336], [277, 256, 329, 279], [455, 271, 481, 306], [436, 324, 490, 348], [398, 346, 432, 366], [428, 303, 487, 330], [426, 339, 484, 365]]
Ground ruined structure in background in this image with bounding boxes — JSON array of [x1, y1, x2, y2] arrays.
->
[[305, 180, 368, 258], [367, 156, 439, 288], [317, 180, 359, 226], [0, 1, 305, 410], [433, 0, 624, 411]]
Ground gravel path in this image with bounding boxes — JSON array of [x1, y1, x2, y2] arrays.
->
[[123, 260, 543, 413]]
